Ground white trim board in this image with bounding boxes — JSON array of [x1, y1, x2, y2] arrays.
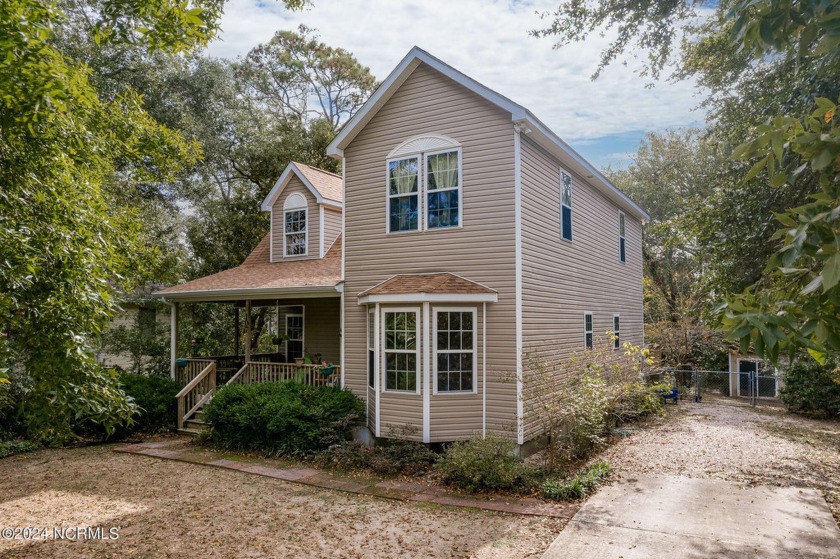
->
[[513, 125, 524, 446], [358, 292, 497, 305]]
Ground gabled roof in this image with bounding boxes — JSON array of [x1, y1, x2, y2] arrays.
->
[[326, 47, 649, 222], [155, 234, 342, 302], [261, 161, 343, 212], [357, 273, 498, 304]]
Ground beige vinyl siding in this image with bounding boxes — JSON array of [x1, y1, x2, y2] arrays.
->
[[343, 62, 518, 440], [300, 297, 340, 364], [323, 207, 342, 253], [275, 297, 340, 363], [270, 176, 320, 262], [520, 136, 645, 440]]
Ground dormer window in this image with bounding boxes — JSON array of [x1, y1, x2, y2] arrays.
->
[[283, 193, 307, 257], [386, 135, 462, 233]]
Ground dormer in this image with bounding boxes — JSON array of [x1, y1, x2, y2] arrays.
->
[[261, 162, 343, 262]]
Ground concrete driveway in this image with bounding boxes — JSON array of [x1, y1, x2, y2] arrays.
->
[[542, 474, 840, 559]]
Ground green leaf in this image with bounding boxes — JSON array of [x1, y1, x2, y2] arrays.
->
[[823, 253, 840, 291], [807, 348, 827, 365]]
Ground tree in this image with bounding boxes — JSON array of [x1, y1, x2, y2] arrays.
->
[[536, 0, 840, 360], [238, 25, 378, 129], [0, 0, 305, 442]]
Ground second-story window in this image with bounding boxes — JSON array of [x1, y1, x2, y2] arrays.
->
[[426, 150, 460, 229], [619, 212, 626, 263], [388, 156, 420, 232], [386, 137, 462, 233], [283, 193, 307, 257], [561, 171, 572, 241]]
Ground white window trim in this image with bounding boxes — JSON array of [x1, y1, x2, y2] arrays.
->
[[385, 155, 421, 234], [381, 307, 421, 394], [432, 307, 478, 395], [619, 211, 626, 263], [384, 147, 463, 234], [283, 208, 308, 257], [367, 308, 375, 388], [285, 313, 304, 360], [613, 313, 620, 350], [424, 147, 463, 231], [584, 311, 593, 349], [560, 168, 573, 242]]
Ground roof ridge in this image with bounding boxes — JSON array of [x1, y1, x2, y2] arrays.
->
[[293, 161, 342, 179]]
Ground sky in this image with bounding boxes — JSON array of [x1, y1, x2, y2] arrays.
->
[[204, 0, 708, 170]]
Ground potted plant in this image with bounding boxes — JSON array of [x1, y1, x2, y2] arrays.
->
[[272, 333, 288, 346], [294, 356, 305, 366]]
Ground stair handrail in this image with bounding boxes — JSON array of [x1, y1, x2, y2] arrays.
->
[[225, 362, 251, 385], [176, 361, 216, 430]]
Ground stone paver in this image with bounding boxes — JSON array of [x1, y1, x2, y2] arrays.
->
[[542, 474, 840, 559], [113, 439, 576, 519]]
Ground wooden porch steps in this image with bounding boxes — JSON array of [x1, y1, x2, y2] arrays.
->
[[177, 410, 209, 436]]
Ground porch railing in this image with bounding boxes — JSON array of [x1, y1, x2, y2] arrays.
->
[[176, 360, 216, 429], [227, 362, 340, 387], [175, 359, 340, 430], [176, 358, 215, 387]]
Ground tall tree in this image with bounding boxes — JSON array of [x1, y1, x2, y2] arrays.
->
[[536, 0, 840, 360], [238, 25, 378, 129], [0, 0, 305, 441]]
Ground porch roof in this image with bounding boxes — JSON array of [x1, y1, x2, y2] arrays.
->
[[357, 273, 498, 304], [155, 234, 342, 302]]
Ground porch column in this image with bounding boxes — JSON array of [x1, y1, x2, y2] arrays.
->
[[234, 306, 240, 355], [245, 300, 252, 363], [169, 301, 179, 380]]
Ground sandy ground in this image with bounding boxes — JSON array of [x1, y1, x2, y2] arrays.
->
[[0, 444, 564, 558], [1, 400, 836, 557], [598, 399, 840, 525]]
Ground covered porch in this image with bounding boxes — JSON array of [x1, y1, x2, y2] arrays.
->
[[164, 296, 342, 430], [153, 234, 343, 430]]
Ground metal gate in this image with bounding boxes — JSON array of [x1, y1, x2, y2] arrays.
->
[[645, 367, 779, 407]]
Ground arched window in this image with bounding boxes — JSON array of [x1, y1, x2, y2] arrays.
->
[[283, 193, 307, 256], [386, 135, 462, 233]]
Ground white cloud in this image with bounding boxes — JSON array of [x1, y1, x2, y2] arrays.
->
[[203, 0, 707, 143]]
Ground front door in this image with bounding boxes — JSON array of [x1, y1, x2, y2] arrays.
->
[[286, 314, 304, 361]]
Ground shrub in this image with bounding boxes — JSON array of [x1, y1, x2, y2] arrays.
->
[[780, 356, 840, 418], [541, 461, 611, 501], [0, 439, 40, 459], [436, 434, 537, 493], [204, 382, 364, 455], [119, 374, 180, 434], [523, 340, 663, 473], [319, 438, 439, 477], [371, 438, 439, 476]]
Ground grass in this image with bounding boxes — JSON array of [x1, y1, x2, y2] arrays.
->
[[0, 439, 40, 459], [540, 461, 612, 501]]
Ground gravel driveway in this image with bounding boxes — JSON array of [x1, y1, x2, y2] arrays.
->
[[598, 400, 840, 525]]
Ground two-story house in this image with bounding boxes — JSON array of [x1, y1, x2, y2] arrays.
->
[[156, 47, 649, 448]]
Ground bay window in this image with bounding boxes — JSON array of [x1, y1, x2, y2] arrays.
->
[[383, 310, 419, 392], [434, 309, 476, 393]]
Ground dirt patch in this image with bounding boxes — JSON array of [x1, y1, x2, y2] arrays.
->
[[597, 401, 840, 525], [0, 445, 565, 558]]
